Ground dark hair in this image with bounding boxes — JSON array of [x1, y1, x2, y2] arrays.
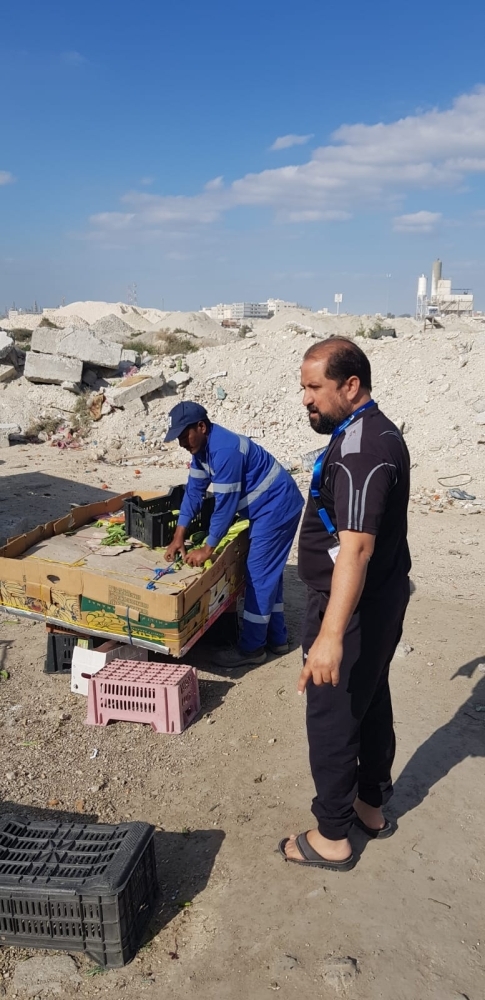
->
[[188, 418, 212, 433], [304, 337, 372, 392]]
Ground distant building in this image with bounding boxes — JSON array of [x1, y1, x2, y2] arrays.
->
[[267, 298, 297, 314], [416, 259, 474, 319], [231, 302, 269, 320], [202, 301, 269, 321]]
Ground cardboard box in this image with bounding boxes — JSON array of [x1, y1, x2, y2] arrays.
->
[[71, 642, 149, 696], [0, 491, 248, 654]]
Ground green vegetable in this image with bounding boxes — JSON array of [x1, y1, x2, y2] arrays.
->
[[100, 524, 128, 546]]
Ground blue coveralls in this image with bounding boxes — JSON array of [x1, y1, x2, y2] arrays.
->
[[177, 424, 304, 651]]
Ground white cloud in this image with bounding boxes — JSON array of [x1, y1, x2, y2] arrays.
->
[[285, 209, 352, 222], [270, 133, 314, 151], [0, 171, 15, 185], [140, 176, 155, 186], [393, 210, 442, 233], [89, 87, 485, 236], [61, 50, 86, 66], [205, 176, 224, 190]]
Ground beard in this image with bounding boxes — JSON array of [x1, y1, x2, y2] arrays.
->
[[307, 407, 341, 435]]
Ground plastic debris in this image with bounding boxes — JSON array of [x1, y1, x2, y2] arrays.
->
[[448, 488, 476, 501]]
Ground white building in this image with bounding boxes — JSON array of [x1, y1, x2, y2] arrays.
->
[[267, 298, 297, 314], [231, 302, 269, 320], [202, 301, 269, 321], [201, 303, 233, 322]]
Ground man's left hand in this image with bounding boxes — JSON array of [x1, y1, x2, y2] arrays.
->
[[185, 544, 215, 568], [298, 633, 343, 693]]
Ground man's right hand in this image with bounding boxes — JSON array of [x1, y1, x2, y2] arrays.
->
[[164, 528, 186, 563]]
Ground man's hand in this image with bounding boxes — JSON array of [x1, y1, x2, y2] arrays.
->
[[298, 633, 343, 693], [165, 527, 187, 563], [185, 543, 215, 568]]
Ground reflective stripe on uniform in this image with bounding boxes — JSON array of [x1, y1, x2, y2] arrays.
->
[[272, 603, 284, 613], [212, 481, 242, 494], [189, 468, 209, 479], [243, 609, 272, 624], [238, 435, 250, 455], [201, 461, 215, 475], [237, 459, 282, 510]]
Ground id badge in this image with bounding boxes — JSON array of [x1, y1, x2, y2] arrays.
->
[[328, 544, 340, 564]]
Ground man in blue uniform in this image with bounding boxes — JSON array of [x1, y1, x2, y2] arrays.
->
[[164, 401, 304, 668]]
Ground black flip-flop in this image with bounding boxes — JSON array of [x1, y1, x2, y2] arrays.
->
[[278, 833, 355, 871], [353, 816, 394, 839]]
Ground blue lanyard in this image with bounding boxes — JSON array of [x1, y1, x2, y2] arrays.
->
[[310, 400, 375, 535]]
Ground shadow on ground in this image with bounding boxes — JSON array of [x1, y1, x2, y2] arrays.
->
[[146, 828, 225, 943], [0, 802, 225, 948], [392, 654, 485, 819]]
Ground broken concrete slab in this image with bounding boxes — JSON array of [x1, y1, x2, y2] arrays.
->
[[167, 370, 192, 390], [0, 331, 14, 360], [12, 954, 81, 997], [31, 325, 122, 368], [0, 423, 21, 447], [24, 351, 83, 385], [121, 348, 141, 364], [107, 372, 165, 407], [0, 363, 17, 383]]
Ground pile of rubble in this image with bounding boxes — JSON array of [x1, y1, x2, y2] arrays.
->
[[1, 304, 485, 501]]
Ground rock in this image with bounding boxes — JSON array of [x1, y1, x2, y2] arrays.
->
[[107, 373, 165, 406], [12, 956, 81, 996], [61, 380, 82, 394], [24, 351, 83, 385], [0, 331, 14, 360], [0, 363, 17, 382], [395, 641, 413, 658], [121, 348, 141, 364], [0, 423, 21, 447], [31, 326, 122, 368], [439, 382, 451, 393], [167, 370, 192, 390], [475, 413, 485, 425], [321, 956, 359, 991], [472, 397, 485, 413]]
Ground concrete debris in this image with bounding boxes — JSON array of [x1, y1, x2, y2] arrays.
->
[[0, 332, 14, 360], [31, 325, 122, 367], [24, 351, 83, 385], [107, 372, 166, 407], [0, 423, 21, 447], [0, 302, 484, 493], [321, 956, 359, 991], [121, 348, 141, 364], [167, 370, 192, 390], [0, 363, 17, 383], [61, 380, 82, 394]]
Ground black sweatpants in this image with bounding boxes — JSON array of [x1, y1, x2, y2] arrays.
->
[[303, 579, 409, 840]]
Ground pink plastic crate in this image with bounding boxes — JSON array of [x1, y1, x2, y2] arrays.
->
[[86, 660, 200, 734]]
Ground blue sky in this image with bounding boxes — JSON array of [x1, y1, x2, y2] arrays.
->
[[1, 0, 485, 315]]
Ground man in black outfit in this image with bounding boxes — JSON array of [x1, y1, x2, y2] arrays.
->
[[280, 337, 411, 871]]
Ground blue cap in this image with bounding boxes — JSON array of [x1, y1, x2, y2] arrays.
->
[[164, 401, 209, 442]]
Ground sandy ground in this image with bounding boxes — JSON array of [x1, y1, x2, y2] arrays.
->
[[0, 443, 484, 1000]]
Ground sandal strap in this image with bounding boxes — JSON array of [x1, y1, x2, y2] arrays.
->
[[295, 832, 328, 862]]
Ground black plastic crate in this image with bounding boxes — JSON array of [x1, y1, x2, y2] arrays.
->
[[0, 816, 157, 967], [44, 632, 94, 675], [124, 484, 215, 548]]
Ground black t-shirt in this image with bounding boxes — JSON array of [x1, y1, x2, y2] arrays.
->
[[298, 403, 411, 600]]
